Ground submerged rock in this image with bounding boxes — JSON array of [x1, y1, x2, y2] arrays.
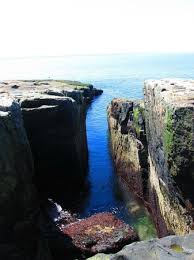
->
[[60, 212, 138, 258]]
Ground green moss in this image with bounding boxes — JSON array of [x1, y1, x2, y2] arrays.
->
[[56, 80, 91, 88], [133, 108, 140, 123], [134, 215, 157, 240], [133, 106, 144, 138], [170, 244, 184, 253], [163, 108, 174, 159], [164, 107, 194, 177]]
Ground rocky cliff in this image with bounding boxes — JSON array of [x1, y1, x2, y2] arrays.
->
[[144, 79, 194, 236], [107, 98, 147, 199], [0, 80, 102, 198], [0, 80, 102, 259], [107, 79, 194, 238], [0, 97, 52, 259]]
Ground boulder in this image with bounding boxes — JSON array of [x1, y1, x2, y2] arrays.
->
[[61, 212, 138, 258]]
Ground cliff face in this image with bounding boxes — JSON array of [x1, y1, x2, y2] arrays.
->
[[0, 80, 102, 196], [0, 80, 102, 259], [0, 97, 52, 259], [144, 79, 194, 236], [107, 98, 147, 199], [108, 80, 194, 238], [0, 98, 35, 236]]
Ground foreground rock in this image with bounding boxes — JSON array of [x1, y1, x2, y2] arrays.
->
[[88, 233, 194, 259], [144, 79, 194, 236], [60, 212, 138, 258], [107, 98, 147, 199]]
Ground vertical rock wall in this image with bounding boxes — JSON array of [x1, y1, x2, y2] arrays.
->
[[0, 97, 52, 259], [0, 80, 103, 259], [144, 79, 194, 236], [0, 80, 102, 199], [107, 98, 147, 198], [20, 95, 88, 194]]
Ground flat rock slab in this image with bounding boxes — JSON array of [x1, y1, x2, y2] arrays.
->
[[61, 212, 138, 257], [88, 233, 194, 260]]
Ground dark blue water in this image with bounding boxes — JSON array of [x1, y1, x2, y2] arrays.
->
[[1, 53, 194, 239]]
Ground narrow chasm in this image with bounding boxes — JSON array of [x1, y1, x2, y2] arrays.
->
[[0, 80, 156, 260]]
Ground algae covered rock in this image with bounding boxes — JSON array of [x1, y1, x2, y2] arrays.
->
[[144, 79, 194, 236]]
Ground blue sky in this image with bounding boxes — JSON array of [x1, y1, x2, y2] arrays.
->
[[0, 0, 194, 57]]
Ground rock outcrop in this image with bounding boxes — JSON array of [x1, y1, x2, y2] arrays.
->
[[0, 80, 103, 259], [107, 98, 148, 199], [0, 80, 102, 198], [144, 79, 194, 236], [0, 97, 52, 259], [108, 80, 194, 238], [87, 233, 194, 260]]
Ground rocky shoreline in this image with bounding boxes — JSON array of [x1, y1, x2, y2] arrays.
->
[[103, 79, 194, 259], [0, 79, 194, 259]]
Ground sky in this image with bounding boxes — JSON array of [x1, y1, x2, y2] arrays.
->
[[0, 0, 194, 57]]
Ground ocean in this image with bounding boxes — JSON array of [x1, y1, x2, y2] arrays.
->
[[2, 53, 194, 239]]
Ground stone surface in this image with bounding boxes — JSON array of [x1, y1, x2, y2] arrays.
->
[[0, 97, 52, 260], [0, 80, 103, 197], [144, 79, 194, 236], [107, 98, 147, 199], [0, 80, 103, 259], [61, 212, 138, 258], [87, 233, 194, 260]]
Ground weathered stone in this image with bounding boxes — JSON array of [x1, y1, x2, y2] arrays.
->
[[107, 98, 147, 199], [0, 80, 103, 197], [144, 79, 194, 236], [61, 212, 138, 258], [0, 97, 52, 260], [0, 98, 35, 238], [0, 80, 103, 259], [87, 233, 194, 260]]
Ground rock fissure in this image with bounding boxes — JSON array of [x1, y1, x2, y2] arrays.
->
[[1, 79, 194, 260]]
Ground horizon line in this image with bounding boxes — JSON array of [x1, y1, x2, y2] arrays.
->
[[1, 51, 194, 60]]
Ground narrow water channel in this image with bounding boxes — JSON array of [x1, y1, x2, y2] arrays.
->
[[78, 90, 157, 240], [2, 53, 193, 240]]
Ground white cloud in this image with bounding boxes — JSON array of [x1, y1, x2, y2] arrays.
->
[[0, 0, 194, 57]]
